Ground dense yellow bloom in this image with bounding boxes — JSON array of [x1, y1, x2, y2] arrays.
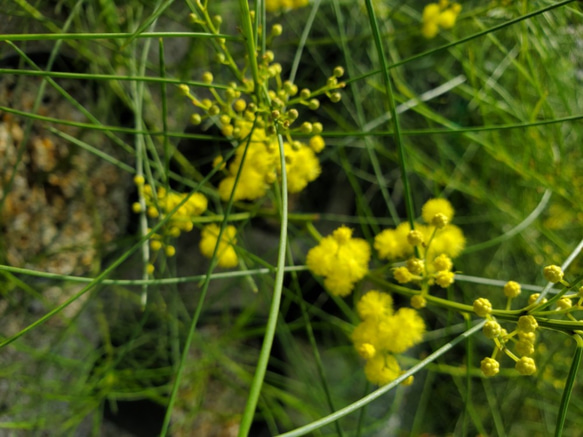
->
[[364, 354, 401, 386], [352, 291, 425, 385], [422, 198, 454, 224], [375, 221, 465, 263], [306, 226, 371, 296], [422, 1, 462, 39], [357, 290, 394, 321], [218, 130, 278, 202], [374, 222, 411, 260], [281, 142, 321, 193], [139, 184, 207, 233], [199, 224, 238, 268], [427, 224, 465, 259], [219, 121, 324, 201], [394, 266, 414, 284]]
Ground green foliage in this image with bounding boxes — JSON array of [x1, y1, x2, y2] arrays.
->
[[1, 0, 582, 436]]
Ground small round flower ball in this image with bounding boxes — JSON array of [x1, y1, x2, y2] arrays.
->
[[431, 213, 449, 229], [438, 9, 458, 29], [483, 320, 502, 339], [515, 340, 535, 357], [517, 315, 538, 333], [528, 293, 548, 305], [356, 343, 376, 360], [199, 224, 238, 268], [435, 271, 455, 288], [557, 297, 572, 311], [309, 135, 325, 153], [480, 357, 500, 377], [407, 258, 425, 275], [422, 198, 454, 225], [364, 353, 401, 386], [357, 291, 394, 321], [374, 225, 411, 261], [473, 298, 492, 317], [394, 266, 413, 284], [411, 295, 427, 309], [543, 265, 564, 283], [407, 230, 424, 247], [504, 281, 521, 298], [433, 254, 453, 272], [515, 356, 537, 375]]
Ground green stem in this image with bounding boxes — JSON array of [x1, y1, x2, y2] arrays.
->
[[554, 334, 583, 437], [237, 130, 288, 436], [363, 0, 416, 242]]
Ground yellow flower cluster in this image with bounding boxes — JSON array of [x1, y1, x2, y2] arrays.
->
[[422, 0, 462, 39], [266, 0, 309, 12], [199, 224, 238, 268], [352, 290, 425, 385], [374, 199, 465, 263], [305, 226, 371, 297], [373, 198, 464, 297], [216, 120, 324, 202], [132, 176, 208, 265], [183, 53, 344, 203]]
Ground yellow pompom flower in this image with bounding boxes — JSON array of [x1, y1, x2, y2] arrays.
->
[[281, 142, 321, 193], [422, 198, 455, 224], [309, 135, 325, 153], [435, 270, 455, 288], [421, 1, 462, 39], [428, 224, 466, 259], [357, 290, 394, 321], [433, 254, 453, 272], [306, 226, 371, 297], [374, 222, 412, 260], [199, 224, 238, 268], [382, 308, 426, 354], [393, 266, 414, 284], [364, 353, 402, 386]]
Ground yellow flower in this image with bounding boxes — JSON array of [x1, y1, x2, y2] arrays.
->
[[473, 298, 492, 317], [374, 222, 412, 260], [515, 357, 537, 375], [309, 135, 325, 153], [306, 226, 371, 296], [503, 281, 521, 298], [364, 353, 401, 386], [421, 2, 462, 39], [199, 224, 238, 268], [435, 270, 455, 288], [428, 224, 465, 259], [281, 142, 321, 193], [480, 357, 500, 377], [421, 198, 455, 224], [356, 290, 394, 321], [433, 254, 453, 271], [381, 308, 426, 354], [394, 266, 414, 284]]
